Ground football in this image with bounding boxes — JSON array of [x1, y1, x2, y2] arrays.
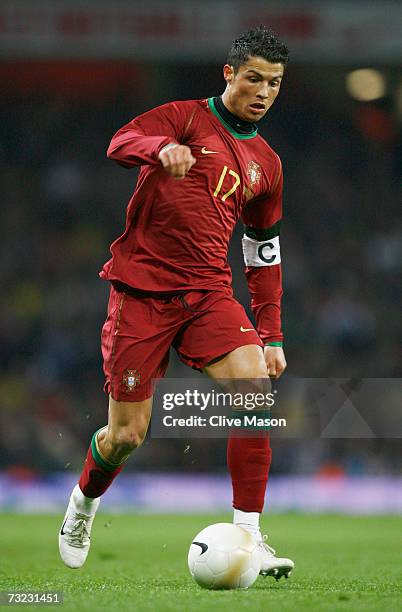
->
[[188, 523, 262, 589]]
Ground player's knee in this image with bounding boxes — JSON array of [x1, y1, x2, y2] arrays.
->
[[108, 428, 145, 453], [223, 367, 271, 396], [235, 365, 269, 380]]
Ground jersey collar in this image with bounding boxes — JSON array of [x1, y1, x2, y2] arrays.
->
[[208, 97, 258, 140]]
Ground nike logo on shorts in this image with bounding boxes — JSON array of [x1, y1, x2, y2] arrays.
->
[[240, 326, 255, 332], [201, 146, 219, 154]]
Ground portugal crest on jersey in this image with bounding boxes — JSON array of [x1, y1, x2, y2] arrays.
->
[[123, 369, 140, 391], [247, 160, 261, 188]]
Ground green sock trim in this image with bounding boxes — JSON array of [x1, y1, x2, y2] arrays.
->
[[265, 341, 283, 347], [91, 428, 122, 472]]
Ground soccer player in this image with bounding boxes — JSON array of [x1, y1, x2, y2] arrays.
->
[[59, 25, 294, 580]]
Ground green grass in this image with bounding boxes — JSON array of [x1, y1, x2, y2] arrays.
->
[[0, 513, 401, 611]]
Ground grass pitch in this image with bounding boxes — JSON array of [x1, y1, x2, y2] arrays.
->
[[0, 513, 401, 611]]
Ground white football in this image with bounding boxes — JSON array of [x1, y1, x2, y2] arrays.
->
[[188, 523, 262, 589]]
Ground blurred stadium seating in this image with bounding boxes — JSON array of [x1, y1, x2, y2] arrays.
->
[[0, 1, 401, 509]]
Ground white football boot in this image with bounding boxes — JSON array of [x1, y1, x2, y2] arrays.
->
[[258, 535, 294, 580], [59, 484, 100, 569]]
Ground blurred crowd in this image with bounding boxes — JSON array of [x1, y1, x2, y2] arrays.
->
[[0, 62, 401, 476]]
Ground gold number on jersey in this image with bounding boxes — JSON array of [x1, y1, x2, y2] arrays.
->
[[213, 166, 241, 202]]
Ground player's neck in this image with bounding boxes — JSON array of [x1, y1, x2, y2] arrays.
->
[[214, 96, 257, 135]]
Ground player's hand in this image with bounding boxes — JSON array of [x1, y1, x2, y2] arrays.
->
[[263, 346, 287, 379], [158, 143, 196, 179]]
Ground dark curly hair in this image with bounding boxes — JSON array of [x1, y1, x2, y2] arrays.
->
[[227, 25, 290, 72]]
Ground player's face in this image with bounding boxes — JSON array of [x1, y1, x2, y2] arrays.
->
[[222, 56, 284, 122]]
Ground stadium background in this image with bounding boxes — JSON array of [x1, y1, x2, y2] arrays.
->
[[0, 0, 401, 513]]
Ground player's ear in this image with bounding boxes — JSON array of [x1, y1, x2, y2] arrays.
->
[[223, 64, 234, 84]]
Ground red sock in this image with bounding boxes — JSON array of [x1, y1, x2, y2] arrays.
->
[[227, 434, 272, 513], [78, 429, 125, 498]]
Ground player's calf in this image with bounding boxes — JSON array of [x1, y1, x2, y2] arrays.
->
[[59, 398, 152, 568]]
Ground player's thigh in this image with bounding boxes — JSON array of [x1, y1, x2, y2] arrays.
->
[[101, 285, 177, 402], [175, 291, 269, 388], [107, 394, 153, 441], [204, 345, 271, 399], [175, 291, 265, 374], [203, 344, 268, 380]]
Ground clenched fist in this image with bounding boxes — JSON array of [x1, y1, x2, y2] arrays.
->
[[158, 143, 196, 179], [264, 345, 287, 379]]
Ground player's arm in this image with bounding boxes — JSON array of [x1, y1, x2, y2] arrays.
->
[[241, 159, 286, 379], [106, 102, 195, 178]]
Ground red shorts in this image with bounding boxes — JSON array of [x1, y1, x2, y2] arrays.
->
[[101, 283, 263, 401]]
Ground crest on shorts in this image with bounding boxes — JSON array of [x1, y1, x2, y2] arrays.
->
[[123, 369, 140, 391], [247, 160, 262, 188]]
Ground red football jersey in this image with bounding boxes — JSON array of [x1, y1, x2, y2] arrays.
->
[[101, 98, 284, 343]]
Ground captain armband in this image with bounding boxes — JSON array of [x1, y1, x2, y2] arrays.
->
[[242, 222, 281, 267]]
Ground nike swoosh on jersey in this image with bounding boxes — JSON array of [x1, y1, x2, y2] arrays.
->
[[240, 326, 255, 332], [201, 146, 219, 154]]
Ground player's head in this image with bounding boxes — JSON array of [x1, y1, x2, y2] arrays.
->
[[222, 25, 289, 122], [227, 25, 289, 72]]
